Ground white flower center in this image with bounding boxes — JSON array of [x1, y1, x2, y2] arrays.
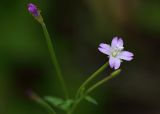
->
[[111, 46, 124, 57]]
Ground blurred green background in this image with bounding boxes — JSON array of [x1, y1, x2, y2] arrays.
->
[[0, 0, 160, 114]]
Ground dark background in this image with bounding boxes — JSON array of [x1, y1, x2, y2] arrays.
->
[[0, 0, 160, 114]]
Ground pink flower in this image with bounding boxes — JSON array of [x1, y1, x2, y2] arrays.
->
[[98, 37, 134, 69]]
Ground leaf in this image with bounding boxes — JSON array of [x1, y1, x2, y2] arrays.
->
[[85, 96, 98, 105], [44, 96, 74, 111], [44, 96, 64, 107], [59, 99, 74, 111]]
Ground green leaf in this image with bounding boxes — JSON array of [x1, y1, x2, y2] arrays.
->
[[44, 96, 74, 111], [59, 99, 74, 111], [44, 96, 64, 106], [85, 96, 98, 105]]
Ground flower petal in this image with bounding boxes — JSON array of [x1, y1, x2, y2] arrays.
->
[[117, 38, 123, 48], [118, 51, 134, 61], [109, 57, 115, 68], [109, 57, 121, 69], [98, 43, 111, 55], [99, 43, 110, 49], [114, 58, 121, 69], [98, 48, 109, 55], [111, 37, 118, 47]]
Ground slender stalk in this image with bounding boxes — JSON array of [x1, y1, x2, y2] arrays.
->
[[70, 69, 121, 114], [76, 62, 108, 98], [40, 22, 69, 99], [68, 97, 83, 114], [86, 69, 121, 94]]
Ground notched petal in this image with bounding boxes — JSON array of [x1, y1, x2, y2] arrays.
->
[[98, 47, 109, 55], [111, 37, 118, 47], [118, 51, 134, 61], [109, 57, 121, 69], [109, 57, 114, 68], [114, 58, 121, 69], [117, 38, 123, 47], [98, 43, 111, 55], [99, 43, 110, 49]]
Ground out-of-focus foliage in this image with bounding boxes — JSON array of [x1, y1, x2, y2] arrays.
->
[[0, 0, 160, 114]]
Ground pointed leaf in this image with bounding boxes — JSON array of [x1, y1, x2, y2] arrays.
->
[[59, 99, 74, 111], [44, 96, 64, 106], [85, 96, 98, 105]]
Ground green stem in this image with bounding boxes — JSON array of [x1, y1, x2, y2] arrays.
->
[[76, 62, 108, 98], [86, 69, 121, 94], [69, 97, 83, 114], [40, 22, 69, 99], [70, 69, 121, 114]]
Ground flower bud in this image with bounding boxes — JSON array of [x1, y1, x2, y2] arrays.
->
[[28, 3, 39, 17], [28, 3, 44, 23]]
